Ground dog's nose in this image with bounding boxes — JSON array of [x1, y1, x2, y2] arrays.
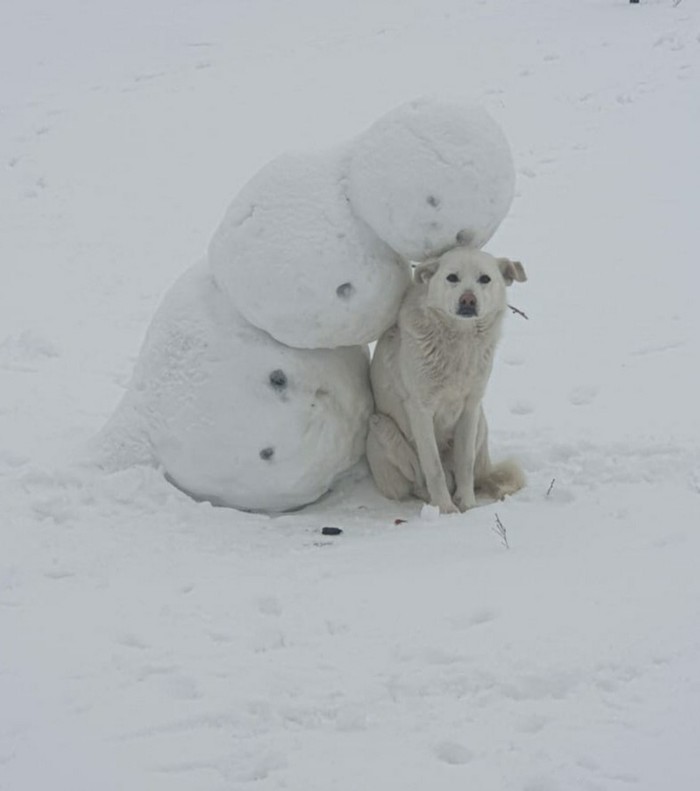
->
[[459, 291, 476, 309], [457, 290, 477, 317]]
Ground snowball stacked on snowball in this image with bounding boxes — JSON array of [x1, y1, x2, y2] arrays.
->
[[97, 262, 372, 512], [209, 151, 411, 349], [347, 97, 516, 261], [208, 98, 514, 350]]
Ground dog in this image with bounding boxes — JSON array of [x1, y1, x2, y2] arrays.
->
[[366, 234, 527, 514]]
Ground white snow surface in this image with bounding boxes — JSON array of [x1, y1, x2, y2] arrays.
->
[[348, 97, 515, 259], [209, 149, 411, 348], [2, 1, 700, 790], [94, 261, 373, 512]]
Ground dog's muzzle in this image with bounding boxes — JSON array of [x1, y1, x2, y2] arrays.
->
[[457, 291, 477, 317]]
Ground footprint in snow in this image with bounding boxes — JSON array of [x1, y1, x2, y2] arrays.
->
[[516, 714, 548, 734], [468, 607, 498, 626], [568, 385, 598, 406], [117, 633, 149, 650], [335, 703, 368, 732], [256, 595, 282, 616], [434, 741, 474, 765], [450, 607, 498, 630], [164, 674, 200, 701], [43, 569, 75, 580], [0, 449, 29, 470], [0, 330, 60, 370], [510, 399, 534, 416], [250, 627, 286, 652]]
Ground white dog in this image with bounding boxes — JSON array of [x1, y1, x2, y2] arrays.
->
[[367, 235, 527, 514]]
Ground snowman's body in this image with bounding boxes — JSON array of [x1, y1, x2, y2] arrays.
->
[[209, 150, 411, 349], [97, 262, 372, 512]]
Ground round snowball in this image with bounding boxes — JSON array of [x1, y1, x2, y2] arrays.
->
[[209, 150, 410, 349], [96, 262, 373, 512], [346, 98, 516, 261]]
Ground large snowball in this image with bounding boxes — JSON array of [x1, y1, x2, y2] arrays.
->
[[95, 262, 373, 512], [346, 98, 515, 261], [209, 150, 411, 349]]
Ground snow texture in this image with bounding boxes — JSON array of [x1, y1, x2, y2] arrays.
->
[[96, 262, 373, 511], [348, 97, 515, 260], [209, 149, 411, 349], [3, 0, 700, 789]]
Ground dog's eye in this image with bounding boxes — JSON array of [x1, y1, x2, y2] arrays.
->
[[478, 274, 491, 284], [446, 274, 460, 283]]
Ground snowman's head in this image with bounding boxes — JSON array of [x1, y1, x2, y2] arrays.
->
[[414, 238, 526, 322]]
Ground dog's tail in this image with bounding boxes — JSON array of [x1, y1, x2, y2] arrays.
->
[[476, 458, 526, 501]]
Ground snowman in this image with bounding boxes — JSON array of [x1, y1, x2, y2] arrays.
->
[[95, 97, 515, 512]]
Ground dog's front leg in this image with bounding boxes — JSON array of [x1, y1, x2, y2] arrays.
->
[[453, 399, 481, 512], [404, 400, 457, 514]]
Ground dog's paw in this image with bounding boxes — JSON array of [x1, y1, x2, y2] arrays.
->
[[454, 490, 477, 513], [433, 498, 459, 515]]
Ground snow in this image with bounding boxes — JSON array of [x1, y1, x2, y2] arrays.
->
[[209, 148, 410, 349], [2, 1, 700, 790], [348, 97, 515, 259], [94, 261, 373, 511]]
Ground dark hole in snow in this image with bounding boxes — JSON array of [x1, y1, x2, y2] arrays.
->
[[269, 369, 287, 389], [336, 282, 355, 299], [426, 194, 441, 208], [259, 447, 275, 461]]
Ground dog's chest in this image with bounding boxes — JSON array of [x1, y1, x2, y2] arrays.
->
[[419, 339, 492, 441], [433, 392, 468, 445], [422, 337, 489, 394]]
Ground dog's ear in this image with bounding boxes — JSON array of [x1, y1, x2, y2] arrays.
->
[[414, 258, 440, 284], [497, 258, 527, 286]]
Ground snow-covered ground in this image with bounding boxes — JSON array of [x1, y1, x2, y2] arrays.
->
[[2, 1, 699, 788]]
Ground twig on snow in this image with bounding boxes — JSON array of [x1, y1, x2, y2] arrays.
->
[[492, 513, 510, 549], [546, 478, 556, 497], [508, 304, 529, 320]]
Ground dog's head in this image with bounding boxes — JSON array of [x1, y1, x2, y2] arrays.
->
[[414, 241, 526, 322]]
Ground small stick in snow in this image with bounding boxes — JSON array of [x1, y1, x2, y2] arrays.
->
[[492, 513, 509, 549], [546, 478, 556, 497], [508, 304, 529, 320]]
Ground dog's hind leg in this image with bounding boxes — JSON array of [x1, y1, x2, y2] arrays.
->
[[366, 413, 423, 501], [474, 410, 526, 500]]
